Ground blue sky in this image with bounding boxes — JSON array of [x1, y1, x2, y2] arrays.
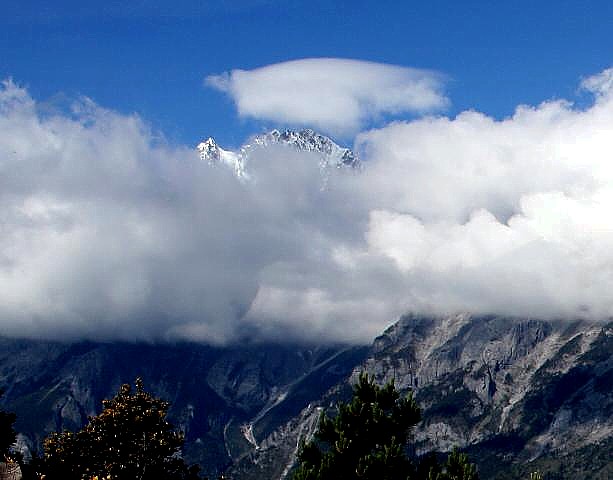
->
[[3, 0, 613, 148], [5, 1, 613, 344]]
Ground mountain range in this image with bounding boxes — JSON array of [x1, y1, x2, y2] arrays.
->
[[1, 313, 612, 479]]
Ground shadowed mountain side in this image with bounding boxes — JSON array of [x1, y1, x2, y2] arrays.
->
[[0, 337, 363, 478]]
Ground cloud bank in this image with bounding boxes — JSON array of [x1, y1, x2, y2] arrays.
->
[[3, 67, 613, 345], [206, 58, 448, 136]]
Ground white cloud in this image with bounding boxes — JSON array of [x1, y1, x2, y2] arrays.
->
[[206, 58, 448, 136], [581, 67, 613, 98], [345, 68, 613, 320], [4, 68, 613, 346]]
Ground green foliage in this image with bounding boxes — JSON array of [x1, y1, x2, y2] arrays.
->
[[429, 449, 479, 480], [43, 378, 200, 480], [293, 373, 478, 480], [0, 389, 17, 460]]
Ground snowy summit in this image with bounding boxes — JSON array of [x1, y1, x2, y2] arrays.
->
[[196, 129, 359, 180]]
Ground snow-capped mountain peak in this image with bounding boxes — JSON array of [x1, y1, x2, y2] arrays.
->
[[196, 137, 245, 177], [196, 129, 359, 180], [248, 128, 359, 168], [196, 137, 220, 160]]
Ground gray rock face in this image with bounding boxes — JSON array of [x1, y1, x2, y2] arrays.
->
[[376, 314, 612, 457], [231, 314, 613, 479]]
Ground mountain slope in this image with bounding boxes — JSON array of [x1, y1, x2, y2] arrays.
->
[[229, 314, 613, 479], [0, 338, 364, 478]]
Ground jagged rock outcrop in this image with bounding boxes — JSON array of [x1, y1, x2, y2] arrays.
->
[[362, 313, 613, 466], [196, 129, 359, 181]]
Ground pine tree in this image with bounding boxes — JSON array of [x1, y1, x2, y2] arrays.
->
[[293, 373, 478, 480], [430, 448, 479, 480], [293, 373, 421, 480]]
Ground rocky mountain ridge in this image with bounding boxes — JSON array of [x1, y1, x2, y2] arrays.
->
[[196, 129, 359, 179], [227, 314, 613, 480]]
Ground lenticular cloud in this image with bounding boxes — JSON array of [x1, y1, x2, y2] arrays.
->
[[3, 67, 613, 346], [206, 58, 448, 136]]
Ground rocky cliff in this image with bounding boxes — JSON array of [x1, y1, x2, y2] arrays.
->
[[229, 314, 613, 479]]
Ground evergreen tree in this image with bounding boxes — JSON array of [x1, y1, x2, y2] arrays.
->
[[0, 389, 17, 461], [429, 448, 479, 480], [293, 373, 478, 480], [43, 378, 200, 480]]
